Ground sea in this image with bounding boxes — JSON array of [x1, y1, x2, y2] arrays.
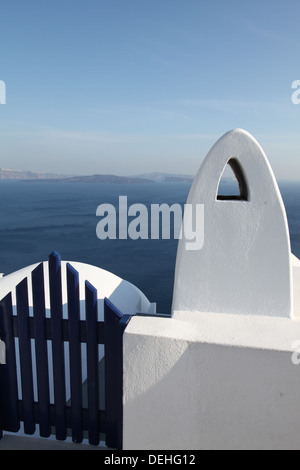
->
[[0, 180, 299, 314]]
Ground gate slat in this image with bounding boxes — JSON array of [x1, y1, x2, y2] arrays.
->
[[85, 280, 100, 446], [104, 298, 132, 449], [0, 293, 20, 432], [32, 262, 51, 438], [49, 251, 67, 440], [67, 263, 83, 444], [104, 297, 123, 449], [16, 278, 35, 435]]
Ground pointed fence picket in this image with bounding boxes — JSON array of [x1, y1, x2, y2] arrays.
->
[[0, 251, 131, 449]]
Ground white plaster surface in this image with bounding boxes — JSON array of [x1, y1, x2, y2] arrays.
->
[[123, 130, 300, 450], [172, 129, 292, 318], [123, 250, 300, 449], [123, 312, 300, 450]]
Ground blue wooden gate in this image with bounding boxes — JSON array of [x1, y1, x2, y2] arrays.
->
[[0, 251, 131, 449]]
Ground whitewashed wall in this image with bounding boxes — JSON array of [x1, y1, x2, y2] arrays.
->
[[123, 312, 300, 450], [123, 129, 300, 450]]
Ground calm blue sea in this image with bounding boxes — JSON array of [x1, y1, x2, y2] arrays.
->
[[0, 180, 299, 313]]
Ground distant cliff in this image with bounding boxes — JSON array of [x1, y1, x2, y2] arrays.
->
[[26, 174, 153, 184], [0, 168, 67, 180], [0, 168, 194, 184]]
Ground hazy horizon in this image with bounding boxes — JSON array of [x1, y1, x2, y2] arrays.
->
[[0, 167, 299, 184]]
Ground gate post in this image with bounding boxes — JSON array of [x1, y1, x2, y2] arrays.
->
[[0, 333, 3, 441], [104, 298, 132, 450], [0, 372, 2, 440]]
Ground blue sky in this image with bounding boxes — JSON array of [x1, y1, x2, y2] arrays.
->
[[0, 0, 299, 179]]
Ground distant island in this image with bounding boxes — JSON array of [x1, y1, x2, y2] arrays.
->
[[27, 174, 153, 184], [0, 168, 194, 184], [0, 168, 68, 180], [132, 172, 194, 183]]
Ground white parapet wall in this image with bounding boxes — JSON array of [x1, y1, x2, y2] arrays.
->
[[122, 129, 300, 450], [123, 311, 300, 450]]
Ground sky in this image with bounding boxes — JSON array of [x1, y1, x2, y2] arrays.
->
[[0, 0, 299, 180]]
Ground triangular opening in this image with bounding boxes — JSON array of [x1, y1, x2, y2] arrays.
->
[[217, 158, 249, 201]]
